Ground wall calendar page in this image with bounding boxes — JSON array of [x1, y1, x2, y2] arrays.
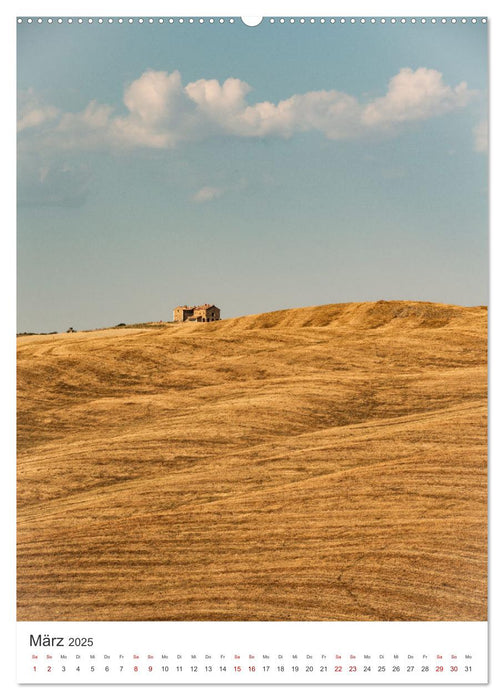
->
[[15, 4, 488, 689]]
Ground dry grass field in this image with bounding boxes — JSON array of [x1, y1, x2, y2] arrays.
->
[[17, 300, 487, 621]]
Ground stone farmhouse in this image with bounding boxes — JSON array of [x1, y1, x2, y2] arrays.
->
[[173, 304, 220, 323]]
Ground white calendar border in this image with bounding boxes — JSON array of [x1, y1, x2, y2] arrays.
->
[[16, 620, 488, 684], [4, 0, 501, 697]]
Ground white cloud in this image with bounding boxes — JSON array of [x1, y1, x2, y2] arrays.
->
[[473, 119, 488, 153], [192, 186, 224, 203], [18, 67, 476, 153], [361, 67, 473, 129], [17, 89, 59, 132], [54, 101, 115, 150]]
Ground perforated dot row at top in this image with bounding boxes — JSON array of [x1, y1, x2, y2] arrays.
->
[[17, 17, 237, 24], [17, 17, 488, 25]]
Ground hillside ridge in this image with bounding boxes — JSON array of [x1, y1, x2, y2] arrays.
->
[[17, 300, 488, 340]]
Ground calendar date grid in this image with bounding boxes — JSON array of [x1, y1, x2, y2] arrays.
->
[[29, 650, 476, 678]]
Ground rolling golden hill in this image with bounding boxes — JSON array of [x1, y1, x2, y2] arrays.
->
[[17, 300, 487, 621]]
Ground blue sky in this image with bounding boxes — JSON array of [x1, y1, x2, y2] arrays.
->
[[17, 18, 488, 332]]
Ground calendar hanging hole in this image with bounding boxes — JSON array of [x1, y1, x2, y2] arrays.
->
[[241, 17, 263, 27]]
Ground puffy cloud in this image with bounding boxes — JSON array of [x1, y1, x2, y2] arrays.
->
[[17, 89, 59, 132], [18, 67, 475, 153], [269, 90, 360, 139], [113, 69, 199, 147], [124, 69, 184, 124], [54, 101, 115, 150], [473, 119, 488, 153], [192, 186, 224, 203], [186, 77, 251, 123], [361, 67, 473, 129]]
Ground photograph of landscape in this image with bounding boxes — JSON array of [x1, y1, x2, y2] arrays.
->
[[17, 17, 488, 622]]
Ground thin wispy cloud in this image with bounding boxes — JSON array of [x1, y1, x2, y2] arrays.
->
[[472, 119, 488, 153], [17, 159, 92, 208], [18, 67, 475, 153], [192, 186, 225, 203]]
